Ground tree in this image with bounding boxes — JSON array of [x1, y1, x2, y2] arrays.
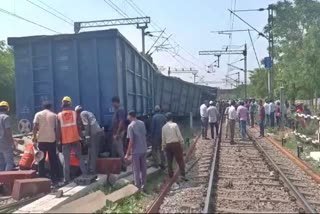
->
[[241, 0, 320, 103], [0, 41, 15, 112]]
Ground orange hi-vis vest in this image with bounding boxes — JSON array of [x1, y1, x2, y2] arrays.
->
[[58, 110, 80, 144], [70, 150, 80, 167], [19, 143, 35, 169]]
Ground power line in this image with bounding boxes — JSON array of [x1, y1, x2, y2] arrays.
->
[[123, 0, 203, 70], [103, 0, 129, 18], [25, 0, 73, 25], [248, 30, 261, 69], [34, 0, 74, 23], [0, 7, 60, 33], [227, 0, 237, 74]]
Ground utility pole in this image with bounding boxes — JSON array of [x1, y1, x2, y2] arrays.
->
[[244, 43, 248, 99], [268, 5, 274, 99], [168, 67, 199, 84], [137, 23, 148, 54], [229, 5, 274, 98], [74, 17, 150, 54]]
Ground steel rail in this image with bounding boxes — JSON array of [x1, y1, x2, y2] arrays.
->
[[146, 134, 201, 213], [252, 137, 317, 213], [202, 116, 223, 213]]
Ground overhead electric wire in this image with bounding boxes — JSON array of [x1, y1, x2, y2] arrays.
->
[[0, 7, 60, 33], [103, 0, 129, 18], [248, 30, 261, 69], [227, 0, 237, 74], [25, 0, 73, 25], [34, 0, 74, 23], [123, 0, 203, 70]]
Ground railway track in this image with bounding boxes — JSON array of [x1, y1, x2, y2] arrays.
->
[[149, 118, 320, 213], [204, 123, 318, 213], [247, 128, 320, 213], [158, 135, 216, 213]]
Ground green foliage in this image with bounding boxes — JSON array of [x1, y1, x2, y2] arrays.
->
[[0, 41, 15, 111], [248, 68, 269, 99], [229, 1, 320, 102]]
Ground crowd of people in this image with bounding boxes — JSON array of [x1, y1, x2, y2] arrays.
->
[[0, 95, 312, 190], [0, 98, 188, 191], [199, 98, 313, 145]]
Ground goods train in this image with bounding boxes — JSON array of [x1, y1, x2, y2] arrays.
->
[[8, 29, 217, 132]]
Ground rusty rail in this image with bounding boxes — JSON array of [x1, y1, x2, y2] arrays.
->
[[247, 130, 317, 213], [146, 134, 201, 213], [202, 116, 223, 213]]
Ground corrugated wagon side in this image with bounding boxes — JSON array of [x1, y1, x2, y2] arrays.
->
[[8, 29, 155, 130]]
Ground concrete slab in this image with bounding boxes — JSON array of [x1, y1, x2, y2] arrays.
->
[[47, 167, 160, 213], [47, 191, 107, 214], [14, 175, 107, 214], [105, 184, 139, 203]]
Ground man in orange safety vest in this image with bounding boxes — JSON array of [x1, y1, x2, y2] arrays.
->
[[57, 96, 87, 183]]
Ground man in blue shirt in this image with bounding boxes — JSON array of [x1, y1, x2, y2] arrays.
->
[[125, 111, 148, 191], [150, 105, 166, 169]]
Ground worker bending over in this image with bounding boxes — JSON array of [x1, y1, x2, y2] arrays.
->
[[0, 101, 15, 171], [57, 96, 87, 183], [75, 105, 103, 175]]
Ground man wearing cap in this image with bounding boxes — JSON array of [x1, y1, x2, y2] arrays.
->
[[150, 105, 166, 169], [75, 105, 103, 175], [162, 113, 187, 181], [207, 101, 219, 139], [32, 101, 60, 183], [0, 101, 15, 171], [125, 111, 148, 191], [57, 96, 87, 183]]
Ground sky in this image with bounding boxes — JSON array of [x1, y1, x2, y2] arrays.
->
[[0, 0, 279, 88]]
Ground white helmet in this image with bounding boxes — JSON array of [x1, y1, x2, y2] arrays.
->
[[75, 105, 83, 112], [209, 101, 213, 105]]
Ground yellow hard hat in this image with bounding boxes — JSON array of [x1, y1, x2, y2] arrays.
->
[[0, 101, 10, 111], [62, 96, 72, 103]]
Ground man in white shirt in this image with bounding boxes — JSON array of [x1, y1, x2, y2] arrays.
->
[[200, 100, 209, 140], [33, 101, 60, 183], [264, 100, 270, 127], [269, 100, 275, 128], [207, 101, 219, 139], [162, 113, 187, 181], [224, 101, 231, 139], [228, 100, 237, 144]]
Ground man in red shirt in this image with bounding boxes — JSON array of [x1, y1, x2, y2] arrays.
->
[[259, 100, 265, 137]]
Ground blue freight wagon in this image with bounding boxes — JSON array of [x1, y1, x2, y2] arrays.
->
[[8, 29, 208, 133], [8, 29, 155, 130]]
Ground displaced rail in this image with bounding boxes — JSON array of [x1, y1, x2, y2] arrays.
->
[[147, 118, 222, 213], [204, 122, 317, 213]]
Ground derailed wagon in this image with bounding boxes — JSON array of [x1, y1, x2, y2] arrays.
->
[[8, 29, 216, 131]]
